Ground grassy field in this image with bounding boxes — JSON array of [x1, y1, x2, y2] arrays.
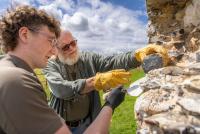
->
[[35, 68, 145, 134], [109, 69, 145, 134]]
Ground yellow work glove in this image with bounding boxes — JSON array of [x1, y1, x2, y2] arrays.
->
[[94, 69, 131, 91], [135, 44, 170, 66]]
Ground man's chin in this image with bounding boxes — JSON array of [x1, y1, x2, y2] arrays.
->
[[58, 53, 79, 65]]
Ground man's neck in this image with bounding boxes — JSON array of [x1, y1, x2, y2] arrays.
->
[[8, 51, 34, 69]]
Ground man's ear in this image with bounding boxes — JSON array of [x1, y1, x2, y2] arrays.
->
[[18, 27, 30, 43]]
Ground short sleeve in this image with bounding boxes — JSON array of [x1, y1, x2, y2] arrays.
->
[[0, 68, 63, 134]]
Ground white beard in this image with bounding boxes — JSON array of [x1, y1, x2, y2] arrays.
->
[[58, 50, 80, 65]]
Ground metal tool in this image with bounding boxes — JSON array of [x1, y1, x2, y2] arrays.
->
[[124, 76, 146, 96], [103, 77, 146, 100]]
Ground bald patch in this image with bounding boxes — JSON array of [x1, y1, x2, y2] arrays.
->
[[60, 31, 73, 38], [59, 31, 74, 44]]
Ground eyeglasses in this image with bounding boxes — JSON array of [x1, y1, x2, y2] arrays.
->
[[59, 40, 77, 51], [28, 28, 58, 48]]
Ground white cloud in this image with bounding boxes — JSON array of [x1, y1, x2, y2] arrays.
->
[[10, 0, 147, 54], [39, 4, 63, 20], [61, 12, 89, 31], [11, 0, 33, 6], [47, 0, 75, 12]]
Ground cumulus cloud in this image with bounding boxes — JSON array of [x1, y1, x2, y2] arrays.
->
[[62, 12, 89, 31], [9, 0, 147, 54], [39, 4, 63, 20], [11, 0, 33, 6]]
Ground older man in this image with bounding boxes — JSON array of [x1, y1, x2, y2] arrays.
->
[[0, 5, 126, 134], [43, 30, 169, 133]]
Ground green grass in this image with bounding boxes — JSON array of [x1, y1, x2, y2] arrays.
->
[[109, 69, 145, 134], [35, 68, 145, 134]]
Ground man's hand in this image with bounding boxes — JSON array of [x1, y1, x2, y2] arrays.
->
[[135, 44, 170, 66], [104, 86, 125, 111], [94, 69, 131, 91]]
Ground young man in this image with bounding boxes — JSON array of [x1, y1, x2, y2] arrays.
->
[[43, 30, 169, 133], [0, 5, 125, 134]]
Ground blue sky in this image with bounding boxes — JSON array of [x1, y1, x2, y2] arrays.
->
[[102, 0, 147, 22], [0, 0, 148, 54]]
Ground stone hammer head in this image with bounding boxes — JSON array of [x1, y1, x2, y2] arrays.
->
[[142, 54, 163, 73], [142, 51, 184, 73]]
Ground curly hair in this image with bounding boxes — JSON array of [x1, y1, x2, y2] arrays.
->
[[0, 5, 61, 52]]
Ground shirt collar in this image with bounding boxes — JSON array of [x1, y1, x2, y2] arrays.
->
[[6, 54, 34, 74]]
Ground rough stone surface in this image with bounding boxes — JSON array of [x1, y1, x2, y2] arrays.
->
[[135, 0, 200, 133], [142, 54, 163, 73], [135, 64, 200, 133]]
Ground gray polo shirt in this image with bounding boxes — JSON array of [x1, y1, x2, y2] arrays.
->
[[0, 55, 63, 134]]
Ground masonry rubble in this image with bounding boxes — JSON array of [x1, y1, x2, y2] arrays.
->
[[135, 0, 200, 133]]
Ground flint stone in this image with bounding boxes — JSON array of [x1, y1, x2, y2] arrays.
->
[[134, 89, 177, 116], [196, 51, 200, 62], [142, 54, 163, 73], [189, 63, 200, 72], [143, 112, 200, 133], [177, 97, 200, 115], [140, 79, 160, 90], [184, 76, 200, 93], [168, 50, 184, 62], [162, 66, 184, 76], [161, 83, 176, 91]]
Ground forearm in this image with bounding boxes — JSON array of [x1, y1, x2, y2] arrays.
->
[[97, 52, 141, 72], [55, 123, 72, 134], [84, 87, 125, 134], [117, 52, 141, 70], [83, 106, 113, 134]]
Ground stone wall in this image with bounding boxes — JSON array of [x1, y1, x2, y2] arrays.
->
[[135, 0, 200, 133]]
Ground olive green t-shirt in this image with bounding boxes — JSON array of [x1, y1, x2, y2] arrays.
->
[[0, 55, 63, 134]]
